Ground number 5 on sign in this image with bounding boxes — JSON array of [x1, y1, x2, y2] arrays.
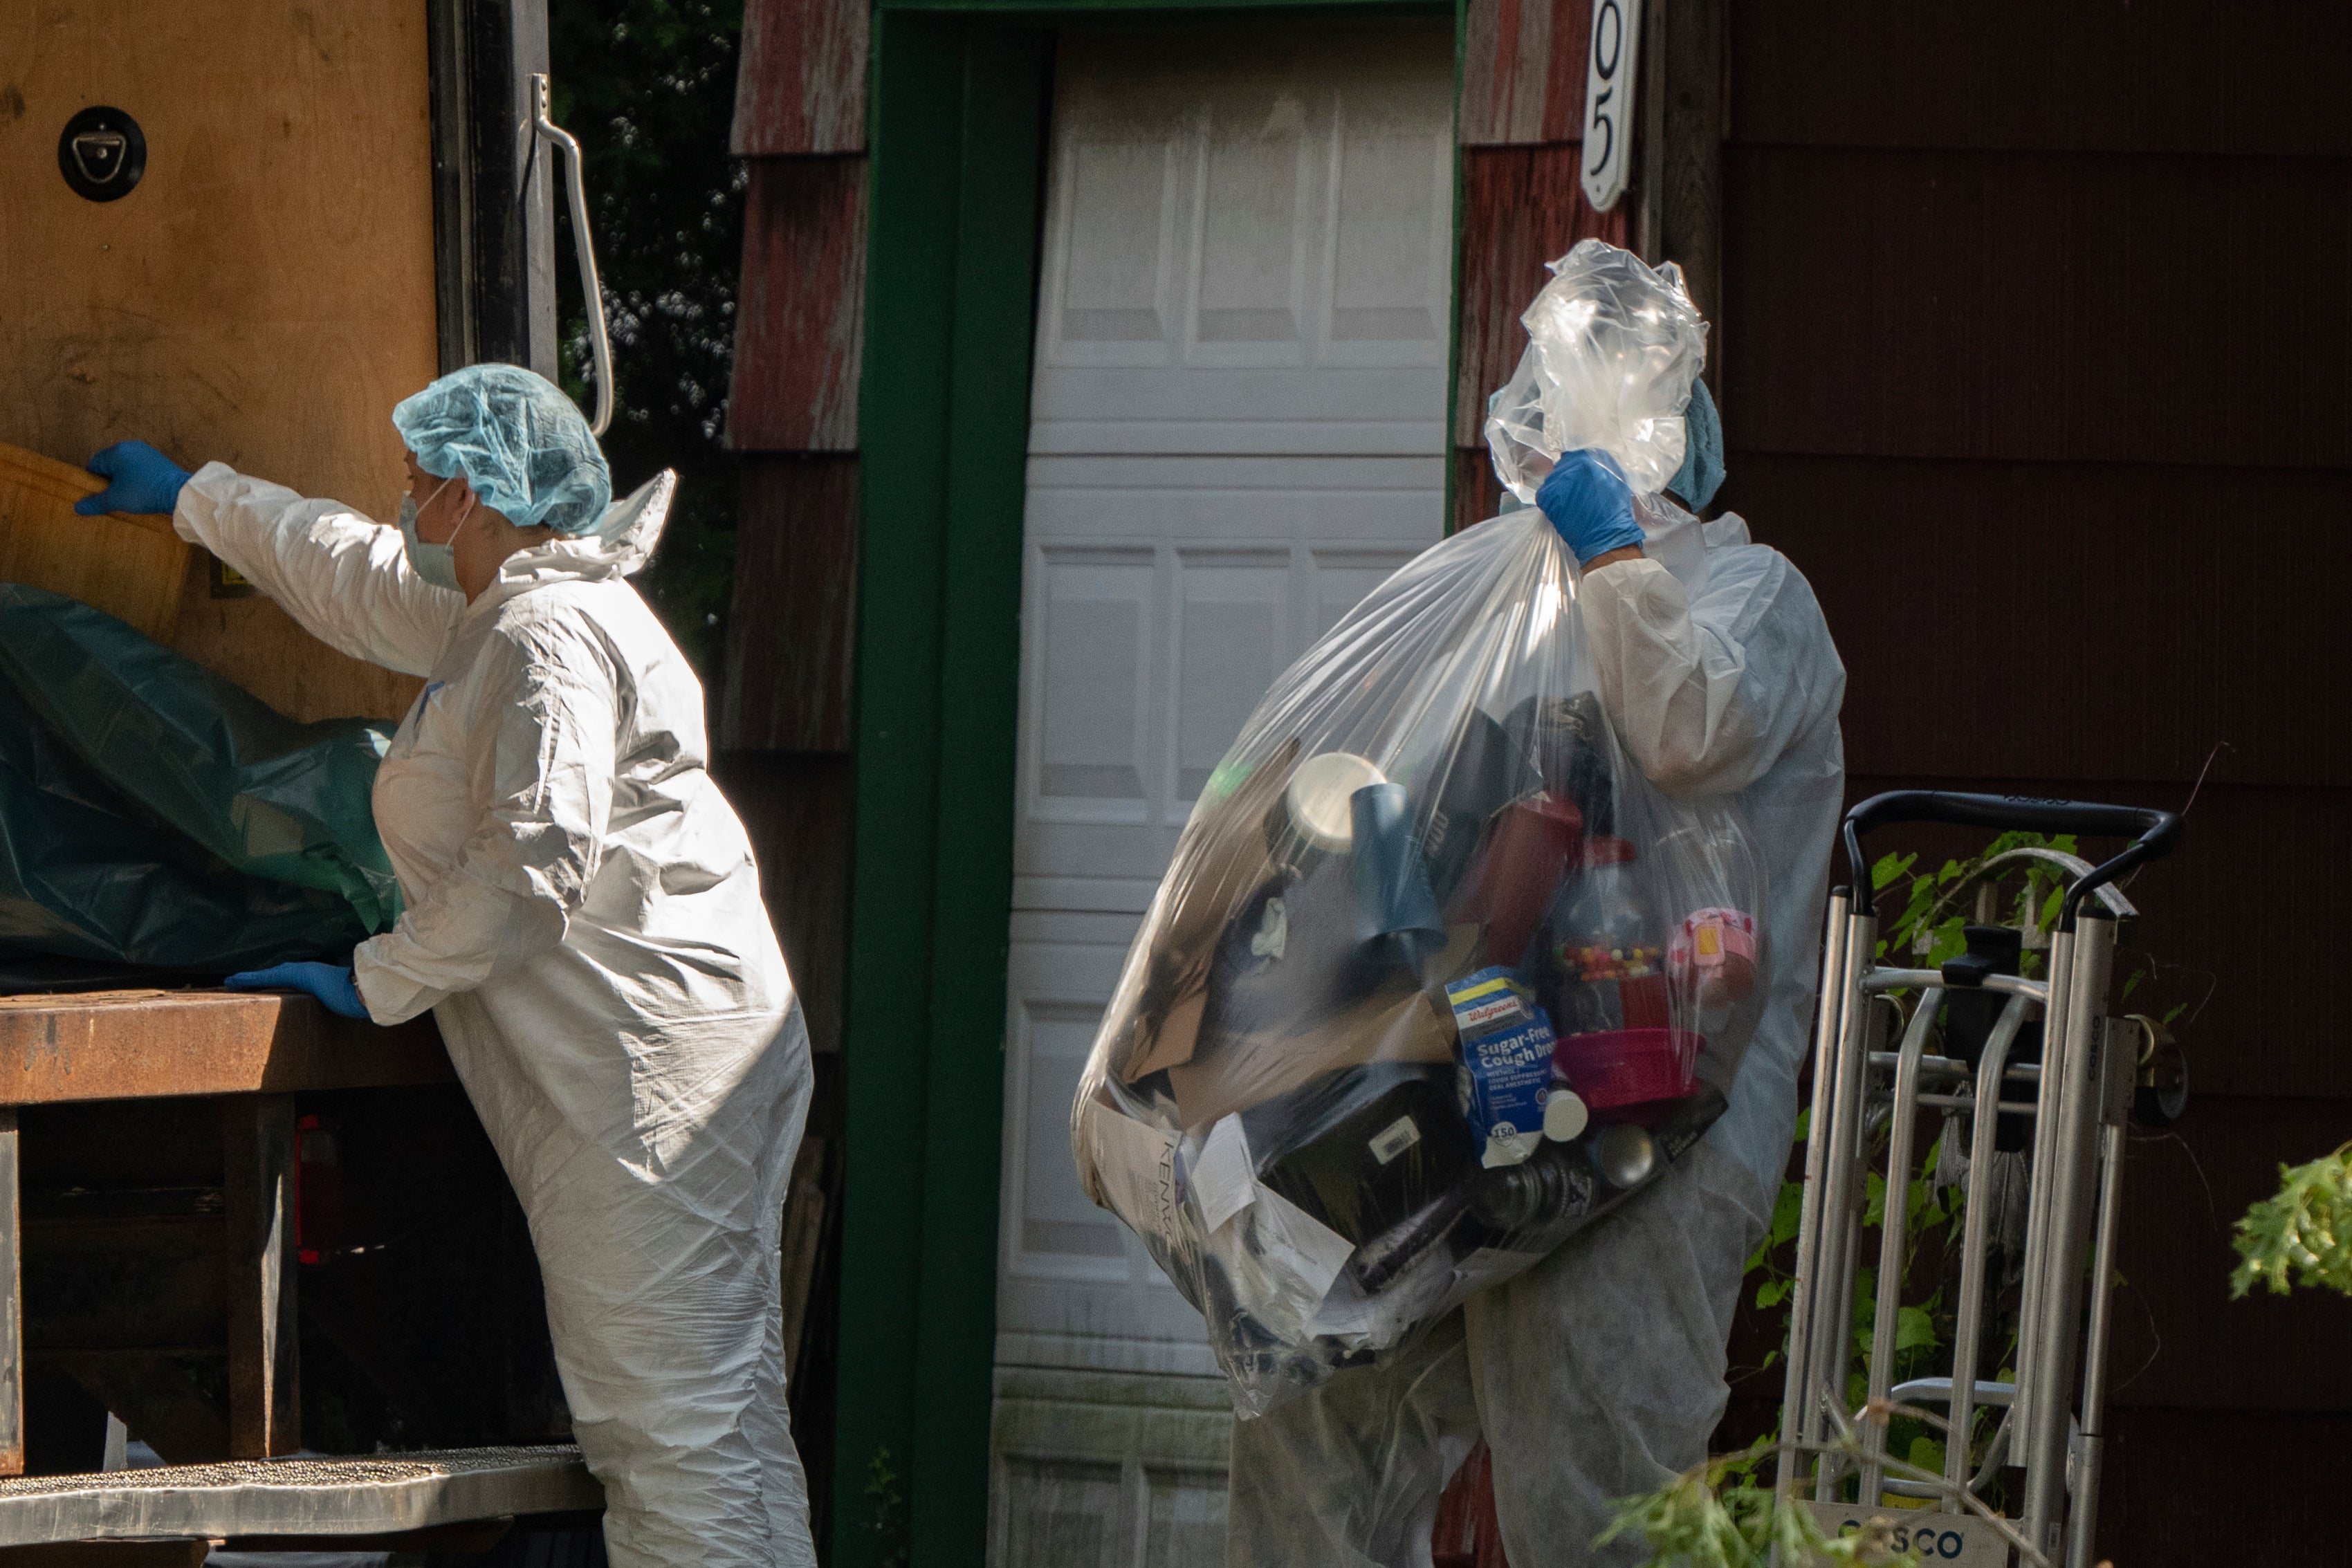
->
[[1799, 1502, 2010, 1567], [1580, 0, 1642, 211]]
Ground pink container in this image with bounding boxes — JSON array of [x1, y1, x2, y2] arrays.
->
[[1552, 1028, 1702, 1116]]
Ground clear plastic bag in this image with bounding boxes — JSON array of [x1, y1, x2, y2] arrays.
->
[[1485, 239, 1708, 501], [1071, 506, 1769, 1414]]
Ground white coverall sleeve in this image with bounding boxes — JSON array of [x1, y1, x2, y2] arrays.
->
[[1578, 548, 1843, 798], [353, 624, 619, 1023], [172, 462, 463, 676]]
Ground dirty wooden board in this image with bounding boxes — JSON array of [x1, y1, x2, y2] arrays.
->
[[0, 442, 188, 642], [0, 1, 437, 722], [0, 994, 449, 1106], [714, 755, 854, 1055], [722, 456, 860, 753], [728, 158, 869, 454], [1459, 0, 1594, 147], [733, 0, 870, 156], [1452, 144, 1630, 448], [0, 1446, 599, 1546]]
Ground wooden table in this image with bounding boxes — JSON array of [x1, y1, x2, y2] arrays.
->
[[0, 992, 454, 1474]]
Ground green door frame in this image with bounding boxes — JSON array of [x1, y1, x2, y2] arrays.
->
[[841, 4, 1460, 1560]]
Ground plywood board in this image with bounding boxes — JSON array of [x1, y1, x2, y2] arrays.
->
[[0, 440, 187, 643], [0, 1, 439, 721], [0, 990, 448, 1105]]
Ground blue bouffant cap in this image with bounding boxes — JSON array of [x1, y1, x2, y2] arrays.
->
[[392, 365, 613, 535]]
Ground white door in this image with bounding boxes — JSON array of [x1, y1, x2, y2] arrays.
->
[[992, 20, 1455, 1564]]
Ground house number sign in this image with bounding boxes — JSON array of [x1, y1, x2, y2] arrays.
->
[[1580, 0, 1642, 212]]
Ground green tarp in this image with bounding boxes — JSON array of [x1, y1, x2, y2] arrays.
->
[[0, 584, 400, 975]]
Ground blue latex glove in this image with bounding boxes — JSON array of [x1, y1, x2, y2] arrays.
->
[[75, 441, 193, 517], [224, 961, 373, 1022], [1536, 449, 1646, 566]]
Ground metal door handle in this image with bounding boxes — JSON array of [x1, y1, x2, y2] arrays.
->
[[530, 74, 614, 438]]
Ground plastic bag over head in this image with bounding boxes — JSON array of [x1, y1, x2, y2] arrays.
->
[[1069, 508, 1768, 1415], [392, 364, 614, 535], [1485, 239, 1708, 502]]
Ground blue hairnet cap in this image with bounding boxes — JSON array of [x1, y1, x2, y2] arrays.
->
[[1669, 377, 1725, 512], [392, 365, 612, 535]]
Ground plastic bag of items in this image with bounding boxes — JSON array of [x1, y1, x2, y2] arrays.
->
[[1071, 242, 1766, 1414]]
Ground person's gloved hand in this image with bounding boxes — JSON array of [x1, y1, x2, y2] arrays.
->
[[224, 961, 373, 1022], [1536, 449, 1645, 566], [75, 441, 192, 517]]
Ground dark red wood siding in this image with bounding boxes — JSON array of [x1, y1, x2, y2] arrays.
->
[[728, 158, 869, 455], [722, 0, 873, 1540], [731, 0, 869, 157], [1451, 0, 1631, 535], [1716, 6, 2352, 1562], [721, 455, 861, 755]]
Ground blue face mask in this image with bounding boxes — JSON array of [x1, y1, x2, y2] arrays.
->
[[398, 477, 470, 592], [1669, 379, 1725, 512]]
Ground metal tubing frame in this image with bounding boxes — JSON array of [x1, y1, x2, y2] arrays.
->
[[2021, 915, 2115, 1556], [1777, 890, 1848, 1493], [1805, 912, 1879, 1500], [1856, 988, 1943, 1504], [1942, 991, 2035, 1506], [2064, 1035, 2133, 1568], [2010, 925, 2073, 1493], [1884, 1378, 2016, 1501]]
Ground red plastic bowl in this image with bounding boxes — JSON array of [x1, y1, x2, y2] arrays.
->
[[1552, 1028, 1701, 1112]]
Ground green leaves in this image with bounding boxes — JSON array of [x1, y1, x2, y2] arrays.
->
[[1895, 1305, 1938, 1354], [553, 0, 750, 674], [1745, 1177, 1806, 1311], [1872, 832, 2077, 969], [864, 1445, 910, 1568], [1601, 1461, 1921, 1568], [2231, 1143, 2352, 1298]]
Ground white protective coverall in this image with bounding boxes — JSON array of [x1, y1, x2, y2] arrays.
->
[[172, 463, 817, 1568], [1228, 496, 1846, 1567]]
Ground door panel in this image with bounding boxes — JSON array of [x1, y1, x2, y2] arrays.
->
[[994, 19, 1453, 1564]]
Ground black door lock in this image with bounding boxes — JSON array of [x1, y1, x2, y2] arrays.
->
[[58, 106, 147, 202]]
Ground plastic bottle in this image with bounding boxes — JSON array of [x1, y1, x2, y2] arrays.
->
[[1549, 837, 1666, 1034]]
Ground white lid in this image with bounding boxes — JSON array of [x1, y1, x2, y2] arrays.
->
[[1284, 752, 1386, 854], [1542, 1089, 1589, 1143]]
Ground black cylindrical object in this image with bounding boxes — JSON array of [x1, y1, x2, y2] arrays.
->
[[1942, 924, 2022, 1068], [1467, 1141, 1596, 1235]]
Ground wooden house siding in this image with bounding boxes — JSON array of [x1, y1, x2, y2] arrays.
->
[[1716, 6, 2352, 1561]]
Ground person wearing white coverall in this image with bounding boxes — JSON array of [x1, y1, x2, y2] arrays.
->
[[74, 365, 816, 1568], [1225, 372, 1848, 1565]]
